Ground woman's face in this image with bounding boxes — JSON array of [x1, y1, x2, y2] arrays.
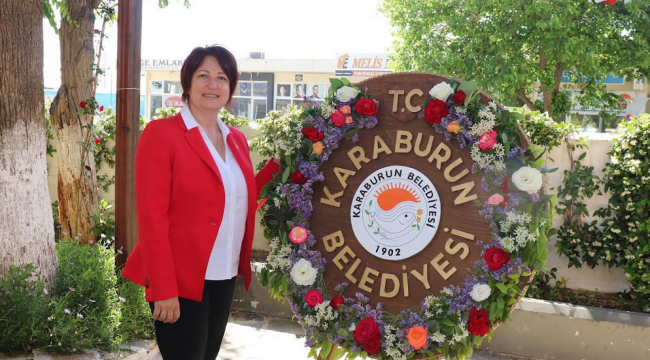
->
[[188, 56, 230, 113]]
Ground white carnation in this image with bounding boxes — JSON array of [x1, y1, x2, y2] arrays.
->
[[512, 166, 543, 194], [470, 283, 491, 302], [336, 86, 360, 102], [429, 82, 454, 101], [290, 258, 318, 286]]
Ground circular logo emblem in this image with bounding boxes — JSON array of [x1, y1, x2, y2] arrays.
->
[[350, 165, 441, 260]]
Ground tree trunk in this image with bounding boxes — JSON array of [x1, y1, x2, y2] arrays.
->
[[49, 0, 100, 243], [0, 0, 58, 284]]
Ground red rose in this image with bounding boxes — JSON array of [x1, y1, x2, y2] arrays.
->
[[501, 176, 511, 193], [94, 138, 102, 145], [305, 290, 323, 308], [330, 110, 346, 127], [79, 101, 87, 109], [501, 195, 509, 209], [289, 170, 308, 184], [467, 308, 491, 336], [484, 247, 511, 271], [301, 127, 324, 142], [329, 296, 344, 310], [363, 337, 381, 354], [99, 105, 104, 112], [452, 90, 467, 105], [353, 317, 380, 345], [354, 98, 379, 116], [423, 99, 449, 125]]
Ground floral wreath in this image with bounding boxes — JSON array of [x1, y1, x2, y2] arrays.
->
[[256, 76, 555, 360]]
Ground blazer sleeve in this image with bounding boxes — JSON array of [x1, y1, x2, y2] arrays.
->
[[135, 121, 179, 302], [254, 158, 280, 199]]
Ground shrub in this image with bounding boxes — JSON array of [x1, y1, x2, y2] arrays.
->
[[39, 241, 120, 353], [116, 275, 154, 342], [0, 264, 49, 352]]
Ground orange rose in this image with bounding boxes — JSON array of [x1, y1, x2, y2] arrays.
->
[[312, 141, 324, 155], [406, 326, 428, 350], [345, 116, 353, 124], [447, 121, 461, 134]]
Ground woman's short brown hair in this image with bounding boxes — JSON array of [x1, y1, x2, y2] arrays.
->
[[180, 45, 238, 105]]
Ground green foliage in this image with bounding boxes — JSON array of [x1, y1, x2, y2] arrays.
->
[[91, 199, 115, 246], [220, 108, 250, 128], [43, 0, 75, 34], [250, 106, 306, 160], [158, 0, 191, 8], [381, 0, 650, 118], [0, 243, 155, 353], [594, 115, 650, 299], [115, 276, 154, 342], [510, 107, 578, 153], [93, 108, 117, 171], [0, 265, 49, 352], [41, 241, 120, 352], [152, 106, 180, 120]]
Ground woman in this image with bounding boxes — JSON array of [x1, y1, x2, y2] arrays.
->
[[122, 45, 279, 359]]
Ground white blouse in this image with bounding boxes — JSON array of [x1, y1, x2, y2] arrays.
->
[[180, 106, 248, 280]]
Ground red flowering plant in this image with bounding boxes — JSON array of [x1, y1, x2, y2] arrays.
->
[[253, 75, 554, 360]]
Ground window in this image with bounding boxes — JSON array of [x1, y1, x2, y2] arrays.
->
[[149, 80, 183, 119], [274, 82, 329, 113], [231, 81, 268, 121]]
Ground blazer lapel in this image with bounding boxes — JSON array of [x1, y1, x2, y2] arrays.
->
[[185, 127, 222, 182], [226, 133, 254, 181]]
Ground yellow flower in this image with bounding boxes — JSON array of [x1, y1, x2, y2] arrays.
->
[[417, 209, 423, 215], [312, 141, 324, 155], [416, 216, 421, 223], [447, 121, 461, 134]]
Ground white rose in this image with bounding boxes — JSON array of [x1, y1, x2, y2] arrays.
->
[[336, 86, 360, 102], [290, 258, 318, 286], [470, 283, 491, 302], [512, 166, 543, 194], [429, 82, 454, 101]]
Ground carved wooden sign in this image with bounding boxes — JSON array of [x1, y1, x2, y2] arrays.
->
[[311, 73, 492, 313]]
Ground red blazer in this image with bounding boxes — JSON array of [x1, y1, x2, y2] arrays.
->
[[122, 113, 279, 302]]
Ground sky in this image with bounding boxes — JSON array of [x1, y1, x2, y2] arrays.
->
[[43, 0, 394, 89]]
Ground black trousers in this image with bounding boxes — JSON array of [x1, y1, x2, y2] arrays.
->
[[149, 277, 237, 360]]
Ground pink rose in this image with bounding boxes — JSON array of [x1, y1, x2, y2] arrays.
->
[[340, 105, 352, 115], [345, 116, 353, 124], [305, 290, 323, 308], [289, 226, 308, 244], [478, 130, 498, 151], [487, 194, 504, 206]]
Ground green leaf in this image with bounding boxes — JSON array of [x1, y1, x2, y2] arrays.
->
[[541, 167, 559, 174], [330, 78, 344, 91], [458, 81, 479, 104], [578, 152, 587, 161], [330, 347, 347, 360], [281, 166, 291, 183], [496, 283, 508, 294], [341, 78, 351, 86], [319, 341, 333, 359]]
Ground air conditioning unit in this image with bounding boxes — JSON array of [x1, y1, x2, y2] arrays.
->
[[249, 52, 265, 59]]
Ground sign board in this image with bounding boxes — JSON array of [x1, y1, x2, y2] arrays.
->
[[141, 59, 184, 70], [311, 73, 492, 313], [335, 53, 392, 78]]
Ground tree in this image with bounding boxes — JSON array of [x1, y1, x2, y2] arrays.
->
[[381, 0, 650, 119], [0, 0, 58, 283], [49, 0, 102, 243]]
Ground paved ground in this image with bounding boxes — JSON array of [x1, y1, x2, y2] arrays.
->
[[0, 311, 544, 360]]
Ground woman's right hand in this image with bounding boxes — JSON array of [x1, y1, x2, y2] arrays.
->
[[153, 297, 180, 323]]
